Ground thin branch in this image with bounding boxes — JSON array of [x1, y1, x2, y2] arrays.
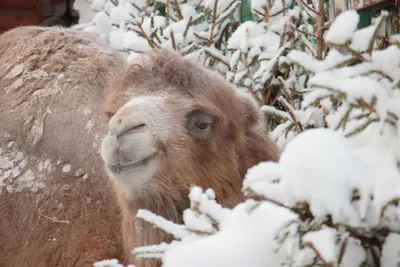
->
[[299, 0, 319, 16], [288, 23, 317, 38], [173, 0, 184, 20], [131, 2, 144, 13], [281, 0, 287, 16], [183, 16, 193, 38], [138, 22, 155, 48], [278, 97, 304, 131], [322, 21, 331, 30], [38, 209, 70, 224], [166, 0, 171, 26], [208, 0, 219, 46], [315, 0, 326, 60], [264, 4, 270, 23], [170, 29, 177, 50]]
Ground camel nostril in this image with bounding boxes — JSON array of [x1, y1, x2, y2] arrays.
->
[[118, 123, 146, 137]]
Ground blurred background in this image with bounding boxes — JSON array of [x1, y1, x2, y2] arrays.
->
[[0, 0, 93, 33]]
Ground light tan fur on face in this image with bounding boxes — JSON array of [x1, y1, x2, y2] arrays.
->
[[101, 96, 170, 191]]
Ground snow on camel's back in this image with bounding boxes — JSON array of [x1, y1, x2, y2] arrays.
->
[[0, 26, 279, 267]]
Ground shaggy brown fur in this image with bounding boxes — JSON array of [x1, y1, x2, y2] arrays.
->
[[0, 26, 279, 267], [0, 26, 126, 267], [102, 49, 280, 266]]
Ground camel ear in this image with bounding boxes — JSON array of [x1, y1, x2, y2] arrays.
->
[[237, 92, 280, 163], [237, 92, 264, 131]]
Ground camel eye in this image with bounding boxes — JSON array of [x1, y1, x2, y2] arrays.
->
[[105, 111, 115, 119], [194, 121, 210, 130], [187, 110, 214, 140]]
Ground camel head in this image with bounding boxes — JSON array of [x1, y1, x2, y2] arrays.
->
[[101, 49, 279, 203]]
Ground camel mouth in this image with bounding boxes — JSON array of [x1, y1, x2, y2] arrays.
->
[[107, 154, 155, 173]]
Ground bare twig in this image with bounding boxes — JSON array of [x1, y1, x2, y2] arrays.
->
[[278, 97, 304, 131], [208, 0, 219, 46], [322, 21, 331, 30], [315, 0, 326, 60], [132, 2, 144, 13], [173, 0, 184, 20], [281, 0, 287, 16], [299, 0, 319, 16], [264, 4, 270, 23], [138, 22, 155, 48], [288, 23, 317, 38], [183, 16, 193, 38], [38, 209, 70, 224], [166, 0, 171, 25], [170, 29, 177, 50]]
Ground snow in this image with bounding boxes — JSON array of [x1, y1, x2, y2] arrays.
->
[[287, 49, 352, 73], [130, 125, 400, 267], [279, 129, 358, 223], [202, 0, 236, 14], [302, 227, 337, 264], [91, 0, 105, 11], [0, 140, 54, 194], [261, 105, 292, 121], [251, 0, 268, 11], [183, 209, 215, 234], [341, 237, 366, 266], [84, 11, 113, 41], [249, 126, 400, 230], [136, 209, 189, 240], [5, 63, 24, 79], [324, 10, 359, 45], [381, 233, 400, 267], [94, 259, 134, 267], [180, 4, 198, 18], [371, 45, 400, 81], [390, 34, 400, 44], [62, 164, 71, 173], [73, 0, 95, 24], [270, 0, 292, 15], [266, 127, 400, 228], [85, 119, 95, 132], [187, 187, 230, 225], [109, 5, 127, 26], [350, 24, 376, 52], [163, 201, 297, 267], [122, 32, 151, 53], [228, 21, 281, 52], [74, 0, 240, 59]]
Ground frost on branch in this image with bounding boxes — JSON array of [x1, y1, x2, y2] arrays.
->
[[270, 10, 400, 152], [132, 186, 231, 261], [130, 128, 400, 267], [90, 6, 400, 267], [80, 0, 241, 69], [324, 10, 359, 45], [226, 0, 305, 99], [243, 128, 400, 266], [224, 0, 331, 142]]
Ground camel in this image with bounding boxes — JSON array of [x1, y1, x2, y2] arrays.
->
[[101, 49, 280, 266], [0, 26, 126, 267], [0, 26, 279, 267]]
